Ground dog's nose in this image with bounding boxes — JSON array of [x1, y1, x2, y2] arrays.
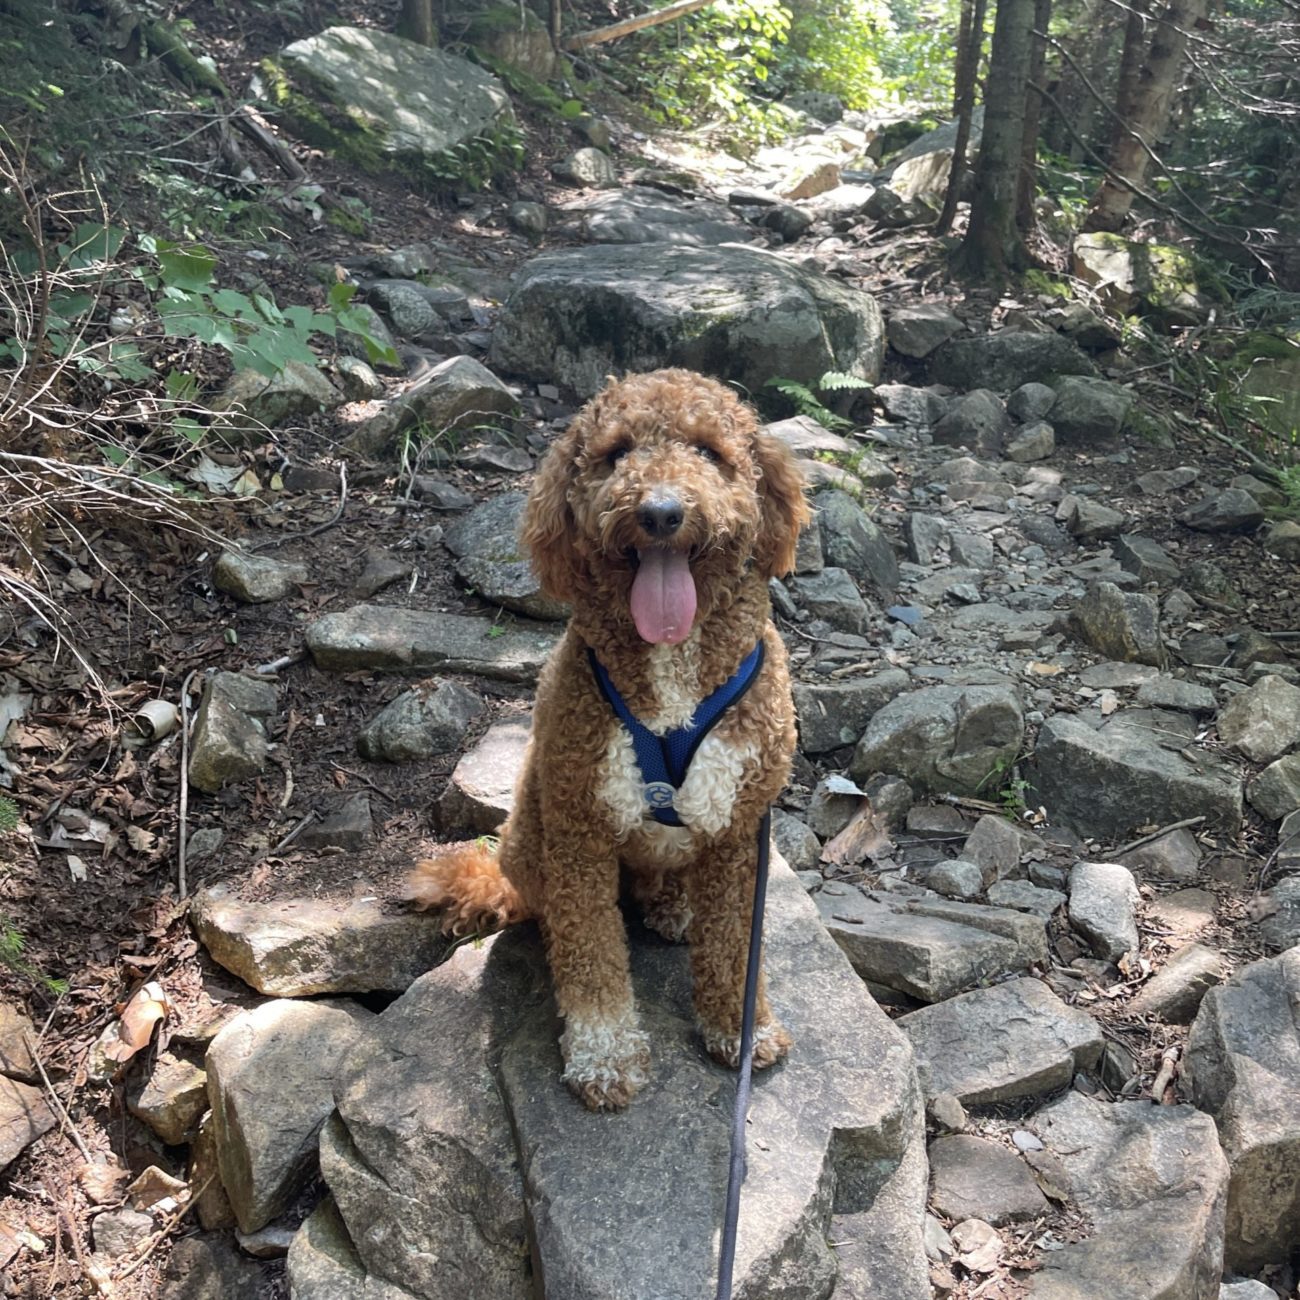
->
[[637, 494, 684, 538]]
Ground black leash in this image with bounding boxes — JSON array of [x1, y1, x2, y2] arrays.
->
[[715, 806, 773, 1300]]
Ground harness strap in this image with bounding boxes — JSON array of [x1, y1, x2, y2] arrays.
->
[[588, 642, 765, 826]]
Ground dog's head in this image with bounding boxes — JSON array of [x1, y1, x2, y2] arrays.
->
[[521, 369, 809, 644]]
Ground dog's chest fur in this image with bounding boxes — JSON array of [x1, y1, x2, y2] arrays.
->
[[595, 642, 758, 853]]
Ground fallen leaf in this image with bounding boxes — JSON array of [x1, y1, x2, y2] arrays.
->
[[100, 981, 170, 1064], [821, 800, 893, 866], [79, 1159, 129, 1205], [125, 825, 157, 853], [127, 1166, 188, 1211]]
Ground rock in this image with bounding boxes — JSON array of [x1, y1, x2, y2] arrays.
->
[[193, 884, 448, 997], [986, 880, 1065, 920], [161, 1236, 268, 1298], [782, 159, 842, 200], [1187, 946, 1300, 1271], [507, 201, 547, 237], [552, 146, 619, 188], [128, 1052, 207, 1144], [888, 150, 952, 209], [1025, 1091, 1227, 1300], [213, 551, 308, 604], [791, 567, 872, 633], [1071, 233, 1207, 325], [814, 489, 900, 593], [903, 512, 949, 565], [1264, 519, 1300, 562], [771, 808, 821, 871], [1279, 808, 1300, 872], [1216, 676, 1300, 763], [412, 476, 474, 510], [489, 244, 884, 400], [0, 1075, 54, 1171], [1063, 496, 1129, 541], [794, 514, 824, 573], [1070, 582, 1166, 667], [1179, 489, 1265, 533], [336, 356, 385, 401], [962, 813, 1038, 883], [850, 684, 1024, 799], [1247, 754, 1300, 819], [465, 4, 556, 81], [287, 1197, 418, 1300], [236, 1223, 296, 1259], [366, 281, 444, 337], [273, 27, 510, 172], [1129, 943, 1224, 1023], [319, 856, 922, 1300], [212, 361, 344, 444], [931, 389, 1009, 457], [457, 443, 533, 474], [1068, 861, 1140, 962], [346, 355, 520, 458], [1148, 888, 1217, 939], [763, 415, 857, 460], [187, 672, 276, 794], [1004, 420, 1054, 462], [357, 680, 486, 763], [1047, 375, 1133, 447], [0, 1005, 39, 1083], [899, 977, 1103, 1104], [887, 304, 964, 358], [355, 548, 412, 599], [887, 109, 984, 170], [929, 1093, 968, 1134], [296, 791, 373, 852], [785, 90, 845, 122], [206, 998, 371, 1233], [792, 671, 910, 754], [927, 859, 983, 900], [307, 605, 559, 683], [1185, 559, 1244, 610], [817, 883, 1048, 1002], [92, 1207, 154, 1257], [568, 187, 749, 246], [437, 717, 531, 834], [1118, 826, 1202, 881], [877, 383, 948, 426], [927, 332, 1094, 392], [189, 1113, 236, 1231], [928, 1135, 1050, 1225], [1258, 876, 1300, 951], [1135, 466, 1199, 495], [1131, 677, 1215, 714], [1007, 383, 1056, 422], [338, 302, 400, 370], [1052, 302, 1123, 351], [1114, 534, 1181, 587], [1219, 1283, 1280, 1300]]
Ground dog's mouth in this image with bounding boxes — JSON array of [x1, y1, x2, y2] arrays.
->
[[628, 546, 697, 645]]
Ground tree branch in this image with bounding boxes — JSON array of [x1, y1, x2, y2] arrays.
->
[[565, 0, 721, 49]]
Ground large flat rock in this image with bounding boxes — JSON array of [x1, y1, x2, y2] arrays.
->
[[320, 855, 923, 1299], [898, 977, 1103, 1104], [815, 883, 1048, 1002], [1025, 1092, 1228, 1300], [306, 605, 559, 682]]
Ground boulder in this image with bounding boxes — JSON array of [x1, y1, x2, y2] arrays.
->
[[928, 1135, 1050, 1225], [1068, 861, 1140, 962], [128, 1052, 207, 1145], [1048, 376, 1133, 445], [569, 188, 749, 246], [465, 5, 556, 81], [962, 813, 1038, 883], [1007, 382, 1056, 422], [0, 1075, 54, 1172], [1215, 675, 1300, 763], [1114, 535, 1181, 587], [1264, 519, 1300, 562], [1129, 943, 1224, 1024], [886, 303, 964, 358], [212, 361, 344, 444], [1118, 826, 1202, 881], [931, 389, 1009, 457], [1070, 582, 1166, 667], [1135, 466, 1199, 495], [1062, 496, 1129, 542], [1004, 420, 1055, 462], [160, 1235, 267, 1300], [287, 1197, 419, 1300], [187, 672, 276, 794], [814, 490, 900, 594], [985, 880, 1065, 919], [1247, 753, 1300, 820], [357, 680, 487, 763], [489, 244, 885, 399], [927, 332, 1094, 392], [552, 147, 618, 188], [793, 671, 911, 754], [876, 383, 948, 426], [888, 150, 952, 209], [771, 808, 821, 871], [213, 551, 308, 604], [0, 1005, 39, 1083], [927, 859, 983, 900], [1179, 489, 1265, 533], [1071, 233, 1207, 326]]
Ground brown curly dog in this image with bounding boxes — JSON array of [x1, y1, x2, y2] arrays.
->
[[409, 368, 810, 1110]]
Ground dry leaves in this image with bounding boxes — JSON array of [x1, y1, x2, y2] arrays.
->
[[97, 981, 171, 1066]]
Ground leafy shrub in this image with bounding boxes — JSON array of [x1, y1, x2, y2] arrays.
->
[[781, 0, 893, 107]]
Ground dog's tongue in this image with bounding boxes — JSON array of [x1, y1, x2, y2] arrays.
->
[[630, 548, 696, 644]]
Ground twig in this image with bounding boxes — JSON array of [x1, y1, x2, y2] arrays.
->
[[24, 1031, 93, 1162], [252, 463, 348, 550], [253, 650, 304, 675], [1256, 825, 1300, 892], [251, 811, 316, 865], [112, 1175, 214, 1281], [329, 763, 396, 802], [1110, 815, 1205, 859], [1150, 1044, 1180, 1103], [177, 669, 198, 900]]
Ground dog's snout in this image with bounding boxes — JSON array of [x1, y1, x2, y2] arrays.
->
[[637, 494, 684, 539]]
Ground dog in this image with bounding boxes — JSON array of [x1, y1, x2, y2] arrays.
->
[[409, 368, 810, 1110]]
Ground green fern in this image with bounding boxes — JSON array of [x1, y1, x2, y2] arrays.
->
[[764, 369, 872, 431], [816, 371, 873, 393]]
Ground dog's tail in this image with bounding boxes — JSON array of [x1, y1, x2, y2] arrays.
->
[[407, 840, 532, 936]]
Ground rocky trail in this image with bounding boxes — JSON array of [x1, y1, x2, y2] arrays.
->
[[2, 22, 1299, 1300]]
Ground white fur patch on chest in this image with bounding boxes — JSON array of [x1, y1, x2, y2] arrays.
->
[[643, 638, 702, 734]]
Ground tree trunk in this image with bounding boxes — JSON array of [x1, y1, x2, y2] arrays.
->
[[1110, 0, 1149, 145], [1015, 0, 1053, 231], [936, 0, 989, 235], [1084, 0, 1209, 231], [952, 0, 1037, 281], [397, 0, 437, 46]]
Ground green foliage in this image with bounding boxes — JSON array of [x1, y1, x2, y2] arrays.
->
[[0, 915, 67, 996], [424, 122, 526, 192], [764, 370, 871, 429], [781, 0, 892, 107], [0, 794, 16, 833]]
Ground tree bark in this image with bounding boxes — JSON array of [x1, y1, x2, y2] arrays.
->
[[1084, 0, 1209, 232], [936, 0, 989, 235], [397, 0, 437, 46], [1015, 0, 1053, 231], [952, 0, 1037, 281]]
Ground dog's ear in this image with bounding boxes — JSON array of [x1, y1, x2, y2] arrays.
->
[[752, 432, 811, 578], [521, 420, 587, 602]]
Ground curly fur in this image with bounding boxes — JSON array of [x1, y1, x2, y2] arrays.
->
[[411, 369, 810, 1110]]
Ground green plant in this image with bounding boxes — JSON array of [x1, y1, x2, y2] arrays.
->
[[423, 122, 526, 191], [0, 794, 17, 833], [0, 916, 68, 996], [764, 370, 871, 429]]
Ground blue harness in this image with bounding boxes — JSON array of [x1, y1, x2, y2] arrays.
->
[[589, 642, 765, 827]]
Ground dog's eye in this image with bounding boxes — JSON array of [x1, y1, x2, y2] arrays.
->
[[695, 444, 724, 465], [606, 445, 630, 467]]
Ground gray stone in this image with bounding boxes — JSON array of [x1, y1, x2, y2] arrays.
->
[[1078, 661, 1162, 689], [986, 880, 1065, 920], [928, 332, 1094, 392], [443, 492, 567, 620], [1185, 559, 1244, 610], [0, 1004, 39, 1083], [928, 859, 983, 900], [794, 514, 824, 573], [92, 1208, 154, 1257], [1148, 888, 1217, 939], [1215, 675, 1300, 763], [213, 551, 308, 604], [932, 389, 1009, 457], [412, 477, 474, 510], [887, 304, 964, 358], [490, 244, 885, 400], [297, 791, 373, 851], [457, 443, 533, 474], [336, 356, 385, 401], [206, 998, 371, 1234], [1118, 827, 1202, 882], [1069, 861, 1140, 962], [161, 1235, 267, 1300], [187, 672, 275, 793], [276, 28, 510, 168], [236, 1223, 296, 1259], [1247, 754, 1300, 820], [1004, 421, 1055, 462], [1135, 466, 1199, 495], [367, 281, 443, 337], [1070, 582, 1166, 667], [507, 201, 548, 237], [321, 857, 922, 1300], [1279, 808, 1300, 872], [1187, 946, 1300, 1272], [0, 1075, 54, 1172], [813, 489, 900, 594], [791, 566, 873, 633], [1063, 496, 1128, 541], [887, 150, 953, 209], [1007, 383, 1056, 422], [437, 717, 531, 834], [928, 1135, 1050, 1225], [212, 361, 344, 443], [287, 1197, 418, 1300], [805, 777, 865, 840], [1129, 943, 1224, 1024], [1025, 1091, 1228, 1300], [1179, 489, 1265, 533], [1114, 534, 1181, 586], [1256, 876, 1300, 952], [1264, 519, 1300, 562], [903, 512, 949, 565], [128, 1052, 207, 1145], [193, 883, 448, 997], [786, 90, 845, 122], [357, 680, 486, 763], [763, 414, 858, 460], [950, 531, 996, 571], [760, 202, 815, 243], [962, 813, 1039, 883], [339, 302, 400, 369], [876, 384, 948, 426], [1048, 376, 1133, 446], [850, 684, 1024, 799], [793, 671, 910, 753], [307, 605, 559, 683], [1135, 676, 1217, 713], [900, 977, 1102, 1104], [1219, 1283, 1281, 1300], [355, 548, 412, 599], [817, 883, 1047, 1003], [771, 808, 821, 870], [570, 189, 753, 247]]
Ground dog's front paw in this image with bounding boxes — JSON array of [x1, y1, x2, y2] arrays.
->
[[701, 1019, 792, 1071], [561, 1014, 652, 1111]]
